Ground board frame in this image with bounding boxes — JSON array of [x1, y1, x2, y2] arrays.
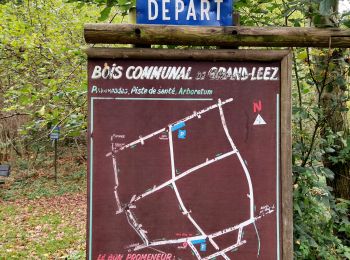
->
[[86, 48, 292, 260]]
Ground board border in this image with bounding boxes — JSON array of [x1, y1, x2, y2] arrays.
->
[[87, 48, 293, 260]]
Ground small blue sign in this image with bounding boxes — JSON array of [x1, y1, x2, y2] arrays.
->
[[137, 0, 233, 26], [200, 243, 207, 252], [171, 121, 186, 132], [191, 239, 206, 245], [178, 129, 187, 139], [50, 126, 60, 140]]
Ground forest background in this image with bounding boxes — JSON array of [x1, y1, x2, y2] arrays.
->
[[0, 0, 349, 259]]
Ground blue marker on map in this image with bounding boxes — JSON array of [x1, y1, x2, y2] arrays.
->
[[172, 121, 186, 132], [191, 239, 206, 245], [178, 129, 187, 139]]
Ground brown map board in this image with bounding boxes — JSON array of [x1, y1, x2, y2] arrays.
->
[[87, 49, 292, 260]]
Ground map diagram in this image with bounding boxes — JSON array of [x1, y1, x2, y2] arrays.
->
[[108, 98, 275, 260]]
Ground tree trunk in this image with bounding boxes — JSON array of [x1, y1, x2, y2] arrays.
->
[[321, 63, 350, 200], [315, 2, 350, 200]]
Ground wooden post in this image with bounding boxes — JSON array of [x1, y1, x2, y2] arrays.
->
[[85, 48, 290, 61], [54, 139, 57, 182], [222, 11, 240, 49], [233, 12, 240, 26], [84, 24, 350, 48], [128, 7, 136, 24], [129, 8, 151, 48]]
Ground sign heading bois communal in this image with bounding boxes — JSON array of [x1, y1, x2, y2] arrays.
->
[[136, 0, 233, 26]]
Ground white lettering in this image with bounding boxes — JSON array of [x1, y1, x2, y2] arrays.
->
[[231, 67, 241, 80], [263, 67, 271, 80], [186, 0, 196, 20], [251, 67, 257, 80], [133, 66, 143, 79], [162, 0, 170, 20], [148, 0, 158, 21], [101, 66, 110, 79], [111, 65, 123, 79], [175, 0, 185, 20], [257, 67, 264, 80], [126, 66, 135, 79], [214, 0, 223, 20], [91, 66, 102, 79], [168, 67, 182, 79], [141, 66, 154, 79], [201, 0, 210, 20], [150, 66, 163, 79], [241, 67, 249, 80], [270, 67, 279, 80]]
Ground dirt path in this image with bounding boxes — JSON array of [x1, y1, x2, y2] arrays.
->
[[0, 193, 86, 259]]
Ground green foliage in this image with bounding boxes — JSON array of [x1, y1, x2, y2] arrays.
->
[[0, 0, 101, 153], [293, 164, 350, 259], [66, 0, 135, 18]]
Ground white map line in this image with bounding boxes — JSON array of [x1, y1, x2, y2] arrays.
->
[[237, 152, 255, 220], [118, 128, 166, 153], [131, 212, 276, 260], [172, 182, 189, 215], [168, 125, 224, 256], [112, 157, 123, 214], [202, 240, 247, 260], [110, 98, 275, 259], [148, 246, 167, 255], [125, 210, 149, 246], [253, 221, 261, 257], [133, 235, 218, 252], [188, 241, 202, 260], [209, 219, 255, 239], [132, 150, 236, 204], [168, 127, 176, 180], [206, 228, 247, 260], [133, 236, 206, 251], [209, 237, 220, 251], [238, 227, 243, 243], [218, 99, 237, 152], [112, 157, 119, 187], [114, 190, 123, 214], [218, 98, 255, 221], [112, 98, 234, 154], [221, 254, 230, 260]]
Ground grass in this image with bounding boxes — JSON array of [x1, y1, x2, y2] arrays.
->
[[0, 149, 87, 259], [0, 194, 86, 259], [0, 170, 86, 201], [0, 150, 86, 202]]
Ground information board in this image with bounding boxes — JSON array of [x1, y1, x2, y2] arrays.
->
[[87, 49, 292, 260]]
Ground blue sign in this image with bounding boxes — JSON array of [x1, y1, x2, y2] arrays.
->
[[171, 121, 186, 132], [178, 129, 187, 139], [137, 0, 233, 26], [191, 239, 206, 245], [50, 126, 60, 140]]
